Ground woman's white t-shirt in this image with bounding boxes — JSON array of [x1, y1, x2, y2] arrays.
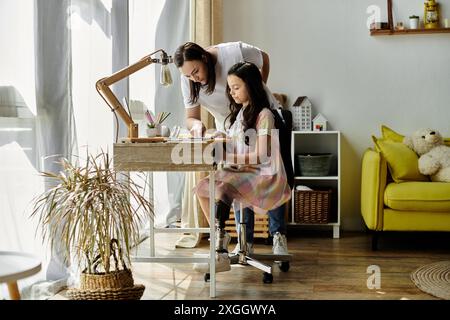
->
[[180, 41, 281, 132]]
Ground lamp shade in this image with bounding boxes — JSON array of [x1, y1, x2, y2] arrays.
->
[[160, 64, 173, 87]]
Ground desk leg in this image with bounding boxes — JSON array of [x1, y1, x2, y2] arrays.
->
[[209, 171, 216, 298], [7, 282, 20, 300], [149, 172, 155, 257], [150, 215, 155, 257]]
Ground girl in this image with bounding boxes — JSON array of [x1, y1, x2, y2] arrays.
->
[[174, 42, 290, 256], [193, 62, 291, 272]]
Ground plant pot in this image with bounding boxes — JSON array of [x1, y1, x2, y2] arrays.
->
[[66, 269, 145, 300], [66, 285, 145, 300], [80, 269, 134, 290], [409, 17, 419, 29], [146, 127, 157, 137]]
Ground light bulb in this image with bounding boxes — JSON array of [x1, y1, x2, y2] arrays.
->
[[160, 64, 173, 87]]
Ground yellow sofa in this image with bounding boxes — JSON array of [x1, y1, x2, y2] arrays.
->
[[360, 126, 450, 250]]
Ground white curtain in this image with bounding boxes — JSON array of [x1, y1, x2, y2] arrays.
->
[[0, 0, 74, 299], [129, 0, 189, 228], [71, 0, 115, 153], [0, 0, 189, 299], [0, 0, 122, 299]]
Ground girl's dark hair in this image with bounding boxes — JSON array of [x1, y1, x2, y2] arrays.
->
[[225, 61, 270, 133], [174, 42, 216, 104]]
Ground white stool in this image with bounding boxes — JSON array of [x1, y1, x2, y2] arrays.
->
[[0, 251, 41, 300]]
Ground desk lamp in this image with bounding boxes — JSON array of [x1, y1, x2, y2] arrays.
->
[[96, 49, 173, 142]]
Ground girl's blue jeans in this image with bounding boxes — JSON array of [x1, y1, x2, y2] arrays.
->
[[234, 203, 287, 244]]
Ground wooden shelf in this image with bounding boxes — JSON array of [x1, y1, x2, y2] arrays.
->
[[291, 131, 341, 238], [371, 27, 450, 36]]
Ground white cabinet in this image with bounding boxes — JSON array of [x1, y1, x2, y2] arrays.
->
[[290, 131, 340, 238]]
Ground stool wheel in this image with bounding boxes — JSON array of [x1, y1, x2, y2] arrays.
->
[[204, 273, 210, 282], [262, 272, 273, 284]]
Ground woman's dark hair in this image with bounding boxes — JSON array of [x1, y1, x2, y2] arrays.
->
[[174, 42, 216, 104], [225, 61, 270, 133]]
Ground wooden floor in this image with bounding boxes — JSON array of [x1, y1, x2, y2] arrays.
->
[[56, 230, 450, 300]]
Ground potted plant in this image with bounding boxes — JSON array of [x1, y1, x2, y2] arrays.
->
[[30, 151, 153, 300], [409, 15, 420, 29], [145, 110, 171, 137], [146, 123, 157, 137]]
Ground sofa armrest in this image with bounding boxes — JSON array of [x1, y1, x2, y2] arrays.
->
[[361, 148, 387, 231]]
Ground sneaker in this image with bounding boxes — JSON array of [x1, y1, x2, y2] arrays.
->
[[193, 252, 231, 273], [272, 232, 289, 255], [230, 242, 254, 256]]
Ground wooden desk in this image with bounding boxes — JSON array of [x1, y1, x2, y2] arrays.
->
[[114, 139, 218, 298], [0, 251, 41, 300]]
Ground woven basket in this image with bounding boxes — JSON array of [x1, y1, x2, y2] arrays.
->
[[80, 269, 134, 290], [65, 239, 145, 300], [66, 269, 144, 300], [294, 189, 331, 224], [66, 285, 145, 300]]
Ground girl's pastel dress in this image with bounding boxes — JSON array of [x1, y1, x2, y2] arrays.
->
[[194, 108, 291, 214]]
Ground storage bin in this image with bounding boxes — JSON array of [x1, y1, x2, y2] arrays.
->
[[294, 189, 332, 224], [297, 153, 333, 176]]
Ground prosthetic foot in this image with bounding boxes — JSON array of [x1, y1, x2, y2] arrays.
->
[[193, 200, 231, 273]]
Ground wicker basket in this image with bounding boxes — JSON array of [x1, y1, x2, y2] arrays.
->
[[66, 285, 145, 300], [294, 189, 332, 224], [66, 269, 144, 300], [80, 269, 134, 290], [66, 239, 144, 300]]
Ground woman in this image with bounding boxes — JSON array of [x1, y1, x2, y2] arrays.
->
[[192, 62, 291, 272], [174, 41, 289, 259]]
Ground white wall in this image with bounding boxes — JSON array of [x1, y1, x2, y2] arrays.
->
[[223, 0, 450, 231]]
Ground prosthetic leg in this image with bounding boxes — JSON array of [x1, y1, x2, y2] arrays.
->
[[194, 200, 231, 274], [214, 200, 232, 254]]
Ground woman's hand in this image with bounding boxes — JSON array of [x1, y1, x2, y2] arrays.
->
[[190, 122, 206, 138]]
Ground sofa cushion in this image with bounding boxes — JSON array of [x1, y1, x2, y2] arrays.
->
[[385, 181, 450, 212], [372, 136, 429, 183], [381, 125, 450, 146]]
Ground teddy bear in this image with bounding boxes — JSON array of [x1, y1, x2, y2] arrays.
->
[[403, 128, 450, 182]]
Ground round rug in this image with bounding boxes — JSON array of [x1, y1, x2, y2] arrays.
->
[[411, 261, 450, 300]]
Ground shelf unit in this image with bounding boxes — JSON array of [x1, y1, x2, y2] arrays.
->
[[370, 27, 450, 36], [370, 0, 450, 36], [290, 131, 340, 238]]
